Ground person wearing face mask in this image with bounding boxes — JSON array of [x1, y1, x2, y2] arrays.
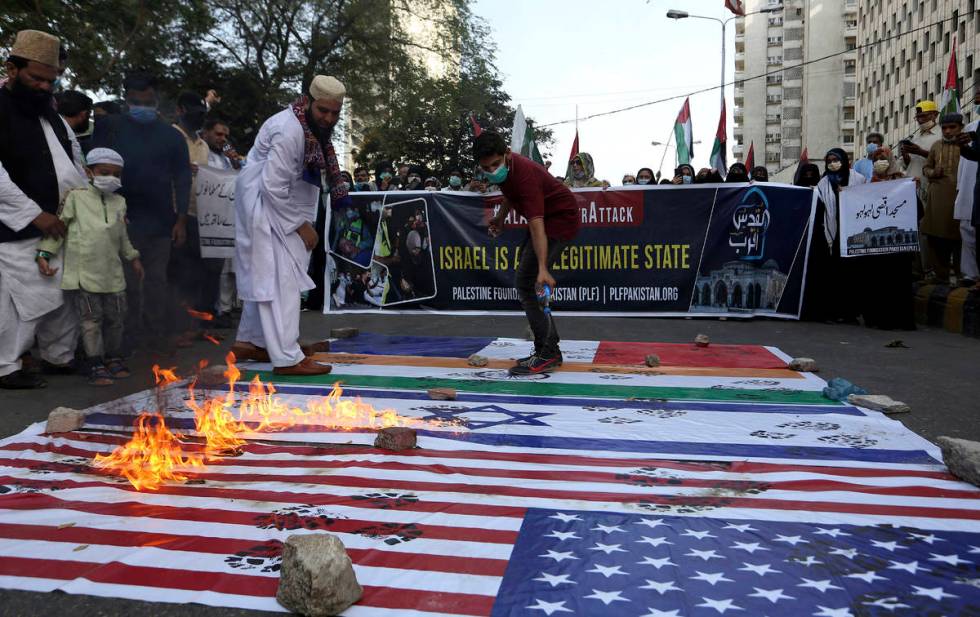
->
[[901, 101, 942, 202], [750, 166, 770, 182], [853, 133, 883, 180], [442, 169, 466, 191], [921, 113, 966, 283], [35, 148, 145, 385], [0, 30, 90, 389], [564, 153, 602, 188], [478, 131, 579, 375], [622, 174, 636, 186], [801, 148, 867, 323], [375, 162, 396, 191], [423, 177, 441, 191], [636, 168, 655, 185], [90, 71, 191, 354], [401, 169, 424, 191], [726, 162, 749, 183], [793, 163, 821, 188], [671, 164, 695, 185], [229, 75, 351, 376], [869, 147, 903, 182]]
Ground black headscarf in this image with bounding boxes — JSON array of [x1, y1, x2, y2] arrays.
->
[[726, 163, 749, 183], [823, 148, 851, 187], [750, 166, 769, 182], [636, 167, 656, 185], [674, 164, 695, 179], [794, 163, 821, 187]]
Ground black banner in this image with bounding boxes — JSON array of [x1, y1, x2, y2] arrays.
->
[[326, 184, 815, 317]]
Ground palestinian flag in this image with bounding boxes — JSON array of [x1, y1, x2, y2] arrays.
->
[[510, 105, 545, 165], [710, 101, 728, 178], [674, 98, 693, 165], [939, 39, 960, 116], [725, 0, 745, 16], [745, 141, 755, 170]]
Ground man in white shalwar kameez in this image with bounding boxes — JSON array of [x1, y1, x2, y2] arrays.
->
[[955, 88, 980, 284], [0, 30, 88, 389], [230, 76, 351, 375]]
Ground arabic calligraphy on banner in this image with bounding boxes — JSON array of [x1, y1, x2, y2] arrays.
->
[[838, 178, 919, 258]]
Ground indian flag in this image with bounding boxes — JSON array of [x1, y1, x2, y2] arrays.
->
[[710, 100, 727, 177], [939, 39, 960, 116], [674, 98, 693, 165]]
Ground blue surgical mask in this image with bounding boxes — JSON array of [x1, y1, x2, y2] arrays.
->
[[449, 175, 462, 187], [682, 175, 693, 184], [485, 161, 508, 185], [128, 105, 157, 124], [866, 143, 879, 156]]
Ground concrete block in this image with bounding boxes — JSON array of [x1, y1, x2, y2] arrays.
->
[[277, 534, 362, 616], [847, 394, 911, 415], [936, 436, 980, 487], [374, 427, 417, 451], [644, 354, 661, 367], [45, 407, 85, 434], [467, 354, 489, 367], [789, 357, 818, 372], [427, 387, 457, 401], [694, 334, 710, 347]]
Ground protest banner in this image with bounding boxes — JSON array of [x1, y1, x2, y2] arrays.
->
[[326, 183, 816, 318], [839, 178, 919, 258], [195, 165, 238, 258]]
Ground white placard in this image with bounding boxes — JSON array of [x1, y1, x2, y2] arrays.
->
[[195, 165, 238, 258], [839, 177, 918, 257]]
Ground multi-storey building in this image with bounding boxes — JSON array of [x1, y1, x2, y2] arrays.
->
[[855, 0, 980, 158], [734, 0, 858, 181]]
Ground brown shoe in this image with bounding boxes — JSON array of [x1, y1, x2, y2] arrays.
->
[[230, 342, 271, 362], [301, 340, 331, 356], [273, 357, 333, 376]]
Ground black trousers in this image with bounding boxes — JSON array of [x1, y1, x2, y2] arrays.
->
[[514, 234, 570, 358]]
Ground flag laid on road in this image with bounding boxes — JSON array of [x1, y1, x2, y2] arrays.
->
[[674, 98, 694, 165], [1, 333, 978, 616]]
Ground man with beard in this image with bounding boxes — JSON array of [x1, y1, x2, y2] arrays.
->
[[230, 76, 350, 375], [0, 30, 89, 388]]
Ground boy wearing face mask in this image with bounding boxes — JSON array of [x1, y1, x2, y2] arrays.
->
[[36, 148, 144, 385], [477, 131, 579, 375]]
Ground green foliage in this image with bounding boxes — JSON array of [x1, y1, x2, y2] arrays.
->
[[0, 0, 548, 167]]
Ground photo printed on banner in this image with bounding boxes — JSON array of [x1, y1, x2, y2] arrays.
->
[[327, 195, 437, 310]]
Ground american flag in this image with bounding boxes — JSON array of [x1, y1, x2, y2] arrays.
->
[[1, 336, 979, 615]]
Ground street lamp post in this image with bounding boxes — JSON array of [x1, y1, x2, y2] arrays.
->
[[666, 6, 784, 130]]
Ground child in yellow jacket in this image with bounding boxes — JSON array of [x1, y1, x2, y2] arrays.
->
[[36, 148, 143, 386]]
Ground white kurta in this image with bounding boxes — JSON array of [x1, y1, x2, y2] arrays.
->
[[234, 108, 320, 366], [0, 117, 87, 376], [956, 120, 979, 278]]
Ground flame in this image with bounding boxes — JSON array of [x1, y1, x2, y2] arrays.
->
[[186, 352, 246, 459], [152, 365, 180, 386], [92, 414, 204, 491], [204, 334, 220, 346], [98, 352, 453, 491], [186, 308, 214, 321]]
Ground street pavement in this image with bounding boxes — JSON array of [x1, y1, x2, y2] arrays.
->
[[1, 312, 978, 615]]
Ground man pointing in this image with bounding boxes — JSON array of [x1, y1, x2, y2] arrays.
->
[[230, 76, 350, 375]]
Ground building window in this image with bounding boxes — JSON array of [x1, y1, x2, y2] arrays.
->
[[843, 133, 855, 144], [845, 60, 856, 74]]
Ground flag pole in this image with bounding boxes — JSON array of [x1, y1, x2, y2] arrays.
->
[[656, 128, 675, 181]]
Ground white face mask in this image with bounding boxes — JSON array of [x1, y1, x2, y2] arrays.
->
[[92, 175, 122, 194], [637, 178, 651, 185], [827, 161, 843, 172], [873, 160, 891, 174]]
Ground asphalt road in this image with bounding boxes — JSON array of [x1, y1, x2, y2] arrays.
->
[[1, 312, 978, 615]]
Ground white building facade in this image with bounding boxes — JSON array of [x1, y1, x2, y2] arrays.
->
[[854, 0, 980, 157], [734, 0, 858, 181]]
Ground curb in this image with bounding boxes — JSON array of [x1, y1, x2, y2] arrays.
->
[[913, 283, 980, 337]]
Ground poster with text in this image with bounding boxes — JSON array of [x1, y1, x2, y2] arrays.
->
[[195, 165, 238, 258], [325, 183, 815, 318], [839, 178, 918, 258]]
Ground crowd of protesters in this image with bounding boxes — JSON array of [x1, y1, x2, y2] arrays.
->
[[4, 27, 980, 389]]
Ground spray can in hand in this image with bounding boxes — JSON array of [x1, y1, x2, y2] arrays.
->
[[536, 283, 552, 315]]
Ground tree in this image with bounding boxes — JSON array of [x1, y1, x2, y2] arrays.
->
[[1, 1, 213, 93]]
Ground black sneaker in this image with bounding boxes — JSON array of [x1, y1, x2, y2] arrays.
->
[[514, 352, 537, 367], [508, 354, 562, 375]]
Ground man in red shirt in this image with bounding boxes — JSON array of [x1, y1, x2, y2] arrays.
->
[[475, 132, 580, 374]]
